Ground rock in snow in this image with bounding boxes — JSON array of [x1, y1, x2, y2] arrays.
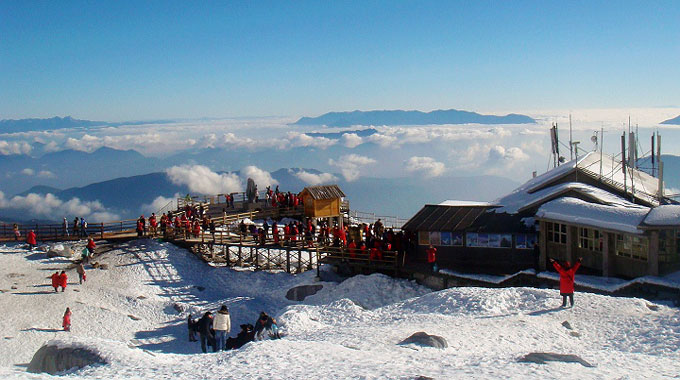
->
[[398, 332, 448, 349], [286, 285, 324, 301], [519, 352, 595, 368], [27, 342, 107, 374]]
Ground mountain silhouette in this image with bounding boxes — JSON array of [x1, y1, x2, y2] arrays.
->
[[294, 109, 536, 127], [660, 115, 680, 125]]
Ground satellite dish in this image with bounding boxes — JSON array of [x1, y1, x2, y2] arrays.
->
[[558, 156, 566, 163], [591, 135, 598, 143]]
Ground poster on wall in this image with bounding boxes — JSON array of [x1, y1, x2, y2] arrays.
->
[[500, 234, 512, 248], [440, 232, 452, 246], [418, 231, 430, 245], [429, 231, 441, 246], [488, 234, 501, 248], [478, 233, 489, 247], [466, 233, 478, 247], [452, 233, 463, 246]]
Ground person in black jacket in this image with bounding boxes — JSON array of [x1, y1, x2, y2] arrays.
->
[[198, 311, 216, 353]]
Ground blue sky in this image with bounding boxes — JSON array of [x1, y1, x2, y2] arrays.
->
[[1, 1, 678, 120]]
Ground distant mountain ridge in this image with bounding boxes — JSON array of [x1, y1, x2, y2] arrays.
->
[[294, 109, 536, 127], [660, 115, 680, 125], [0, 116, 179, 133]]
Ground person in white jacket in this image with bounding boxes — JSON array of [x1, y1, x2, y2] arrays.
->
[[213, 305, 231, 351]]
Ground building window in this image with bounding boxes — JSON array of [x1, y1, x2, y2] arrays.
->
[[578, 227, 602, 252], [515, 234, 537, 249], [546, 222, 567, 244], [659, 229, 680, 263], [616, 234, 648, 261]]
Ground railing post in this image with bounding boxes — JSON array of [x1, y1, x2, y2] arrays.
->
[[297, 249, 302, 273], [100, 223, 104, 239], [286, 247, 290, 273]]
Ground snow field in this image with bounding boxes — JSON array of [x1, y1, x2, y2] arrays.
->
[[0, 240, 678, 379]]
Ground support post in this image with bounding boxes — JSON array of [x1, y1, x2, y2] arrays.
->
[[286, 247, 291, 273]]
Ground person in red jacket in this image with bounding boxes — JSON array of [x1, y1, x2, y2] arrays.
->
[[59, 271, 68, 292], [50, 271, 60, 292], [426, 244, 437, 272], [26, 230, 37, 251], [550, 257, 582, 307], [347, 239, 357, 258], [62, 307, 71, 331]]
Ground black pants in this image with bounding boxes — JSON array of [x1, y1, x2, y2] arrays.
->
[[561, 293, 574, 307]]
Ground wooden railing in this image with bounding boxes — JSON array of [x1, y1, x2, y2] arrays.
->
[[0, 219, 140, 242]]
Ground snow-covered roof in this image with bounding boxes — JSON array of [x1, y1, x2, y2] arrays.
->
[[494, 182, 638, 214], [536, 197, 649, 234], [438, 200, 495, 207], [504, 151, 663, 207], [642, 205, 680, 227]]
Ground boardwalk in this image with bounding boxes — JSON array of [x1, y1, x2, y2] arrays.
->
[[0, 202, 402, 276]]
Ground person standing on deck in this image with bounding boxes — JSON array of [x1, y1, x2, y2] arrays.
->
[[80, 218, 88, 238], [550, 257, 582, 307], [426, 244, 437, 272], [62, 217, 69, 237], [73, 217, 79, 238]]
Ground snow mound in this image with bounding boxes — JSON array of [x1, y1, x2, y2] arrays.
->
[[28, 340, 107, 374], [306, 273, 429, 309], [279, 298, 370, 332], [395, 287, 540, 316]]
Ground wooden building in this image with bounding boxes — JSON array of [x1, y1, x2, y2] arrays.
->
[[403, 152, 680, 278], [299, 185, 346, 221]]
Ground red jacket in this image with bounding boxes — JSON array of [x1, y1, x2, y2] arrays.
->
[[59, 273, 68, 288], [426, 247, 437, 263], [87, 240, 96, 250], [27, 231, 37, 245], [51, 273, 60, 288], [552, 261, 581, 294], [63, 310, 71, 328]]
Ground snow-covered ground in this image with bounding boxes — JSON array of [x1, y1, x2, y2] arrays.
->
[[1, 240, 679, 379]]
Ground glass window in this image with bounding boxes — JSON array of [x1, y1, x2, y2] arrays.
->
[[547, 222, 567, 245], [616, 233, 648, 261], [578, 227, 602, 252]]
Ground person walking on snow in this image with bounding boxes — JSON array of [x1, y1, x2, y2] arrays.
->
[[62, 308, 71, 331], [26, 230, 37, 251], [550, 257, 582, 307], [76, 263, 86, 284], [213, 305, 231, 351], [51, 271, 60, 292], [59, 270, 68, 292]]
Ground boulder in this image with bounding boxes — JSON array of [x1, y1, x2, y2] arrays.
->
[[46, 244, 73, 258], [286, 284, 324, 301], [27, 343, 107, 374], [398, 332, 448, 349], [519, 352, 594, 367]]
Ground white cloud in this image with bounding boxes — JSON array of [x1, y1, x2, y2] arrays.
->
[[0, 140, 32, 155], [286, 132, 336, 149], [21, 168, 35, 176], [64, 134, 103, 152], [141, 194, 180, 215], [37, 170, 55, 178], [241, 166, 278, 188], [404, 156, 446, 178], [0, 191, 119, 222], [488, 145, 530, 162], [328, 154, 377, 182], [293, 170, 339, 185], [341, 133, 363, 148], [366, 133, 398, 147], [166, 165, 243, 195]]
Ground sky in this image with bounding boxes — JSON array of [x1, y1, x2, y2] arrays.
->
[[2, 1, 679, 121]]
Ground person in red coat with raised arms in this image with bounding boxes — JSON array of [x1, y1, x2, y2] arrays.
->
[[426, 244, 437, 272], [550, 257, 582, 308]]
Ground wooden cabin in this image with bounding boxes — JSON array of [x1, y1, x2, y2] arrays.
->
[[299, 185, 346, 219]]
